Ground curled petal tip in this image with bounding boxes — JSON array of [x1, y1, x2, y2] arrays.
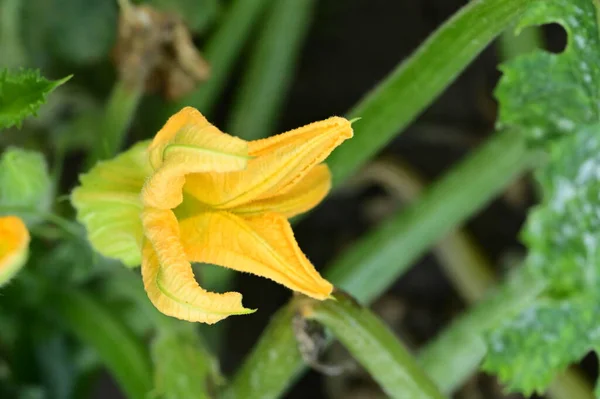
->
[[143, 107, 249, 209]]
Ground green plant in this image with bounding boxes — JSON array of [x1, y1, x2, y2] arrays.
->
[[2, 0, 600, 398]]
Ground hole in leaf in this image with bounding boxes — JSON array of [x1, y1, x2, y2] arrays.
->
[[544, 23, 567, 54]]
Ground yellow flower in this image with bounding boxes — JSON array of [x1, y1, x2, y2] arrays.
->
[[0, 216, 30, 286], [73, 107, 353, 324]]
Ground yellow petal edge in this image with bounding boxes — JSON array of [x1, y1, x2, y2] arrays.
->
[[0, 216, 30, 286]]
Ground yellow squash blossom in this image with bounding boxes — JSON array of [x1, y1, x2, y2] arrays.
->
[[73, 107, 353, 324], [0, 216, 30, 286]]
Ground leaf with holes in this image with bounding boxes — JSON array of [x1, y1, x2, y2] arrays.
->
[[483, 0, 600, 395], [495, 0, 600, 144]]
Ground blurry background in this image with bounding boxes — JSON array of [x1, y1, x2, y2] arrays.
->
[[0, 0, 574, 398]]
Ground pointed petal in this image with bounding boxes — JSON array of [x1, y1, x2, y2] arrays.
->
[[72, 141, 151, 266], [141, 207, 253, 324], [183, 117, 352, 209], [179, 211, 333, 299], [233, 164, 331, 218], [0, 216, 29, 286], [143, 107, 250, 209]]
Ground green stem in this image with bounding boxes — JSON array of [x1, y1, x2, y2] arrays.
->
[[327, 0, 534, 187], [0, 0, 27, 67], [167, 0, 273, 117], [327, 130, 531, 304], [220, 303, 300, 399], [227, 0, 316, 140], [223, 130, 533, 399], [417, 269, 545, 393], [89, 80, 143, 164], [0, 205, 83, 236], [349, 159, 496, 303], [305, 293, 445, 399], [362, 162, 593, 398], [53, 286, 153, 399]]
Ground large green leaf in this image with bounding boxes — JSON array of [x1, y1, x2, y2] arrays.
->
[[482, 0, 600, 394]]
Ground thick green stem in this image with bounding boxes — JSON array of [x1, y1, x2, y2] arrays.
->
[[227, 0, 316, 140], [167, 0, 272, 117], [90, 80, 143, 164], [348, 159, 496, 303], [305, 293, 445, 399], [223, 130, 533, 399], [327, 0, 535, 187], [363, 162, 593, 398], [220, 303, 300, 399], [327, 130, 531, 303]]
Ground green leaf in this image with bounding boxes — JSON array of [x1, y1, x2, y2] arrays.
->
[[0, 69, 70, 129], [0, 147, 51, 225], [151, 326, 222, 399], [483, 294, 600, 396], [495, 0, 600, 144], [524, 125, 600, 295], [483, 0, 600, 394], [305, 293, 444, 399]]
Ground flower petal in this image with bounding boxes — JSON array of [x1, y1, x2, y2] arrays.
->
[[182, 116, 352, 209], [142, 207, 253, 324], [0, 216, 30, 286], [143, 107, 250, 209], [72, 141, 151, 266], [179, 211, 333, 299], [233, 164, 331, 218]]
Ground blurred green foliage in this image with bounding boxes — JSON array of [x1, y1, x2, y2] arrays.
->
[[0, 147, 51, 225]]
